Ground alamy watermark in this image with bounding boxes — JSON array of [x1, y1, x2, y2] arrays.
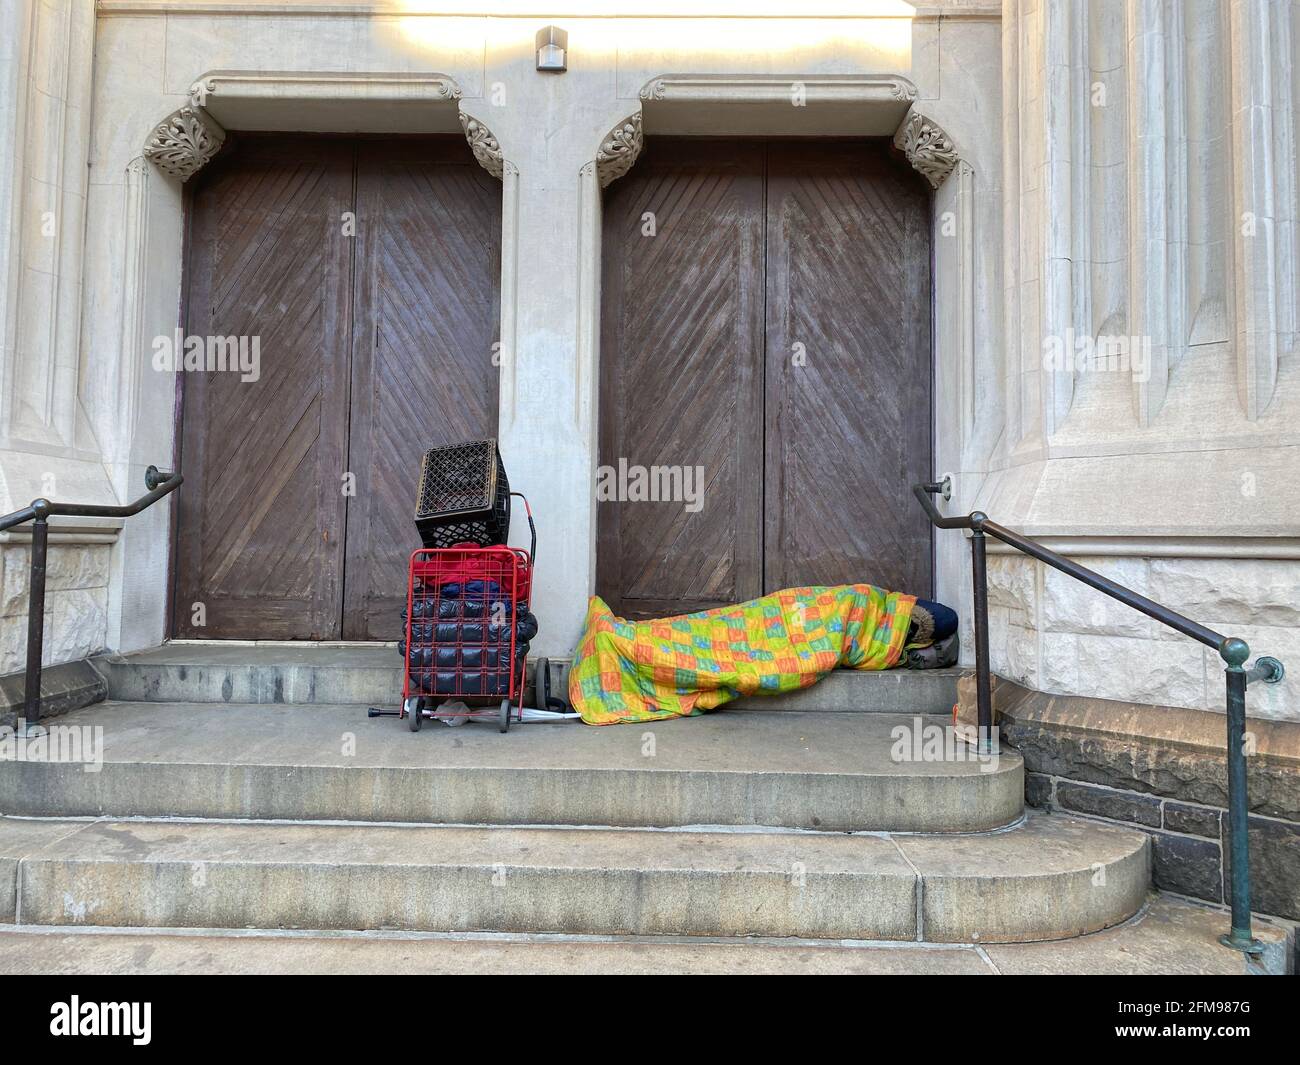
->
[[152, 329, 261, 383], [596, 458, 705, 513], [0, 720, 103, 773], [1042, 328, 1151, 383], [890, 716, 1000, 773], [50, 997, 151, 1045]]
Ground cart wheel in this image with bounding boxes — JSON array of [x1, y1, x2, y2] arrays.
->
[[499, 698, 511, 734], [533, 657, 550, 708], [407, 697, 423, 732]]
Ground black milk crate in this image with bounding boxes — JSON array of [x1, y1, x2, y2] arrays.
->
[[414, 439, 511, 549]]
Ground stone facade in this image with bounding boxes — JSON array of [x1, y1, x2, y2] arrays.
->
[[0, 1, 1296, 726], [973, 0, 1300, 723], [0, 543, 111, 676], [988, 553, 1300, 719]]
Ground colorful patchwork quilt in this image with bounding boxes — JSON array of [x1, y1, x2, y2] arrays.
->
[[568, 585, 917, 725]]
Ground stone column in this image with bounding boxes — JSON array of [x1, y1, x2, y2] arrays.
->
[[0, 0, 118, 673], [458, 25, 643, 656], [0, 0, 98, 463], [1126, 0, 1173, 424], [1001, 0, 1079, 454], [1228, 0, 1284, 420], [988, 0, 1300, 717]]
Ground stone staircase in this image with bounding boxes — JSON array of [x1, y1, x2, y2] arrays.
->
[[0, 644, 1289, 972]]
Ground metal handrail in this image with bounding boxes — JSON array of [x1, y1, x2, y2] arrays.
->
[[2, 465, 182, 731], [914, 477, 1284, 955]]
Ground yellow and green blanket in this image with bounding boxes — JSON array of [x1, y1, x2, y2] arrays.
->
[[568, 585, 916, 725]]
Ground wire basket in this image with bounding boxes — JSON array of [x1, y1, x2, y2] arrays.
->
[[403, 545, 533, 701], [414, 439, 511, 549]]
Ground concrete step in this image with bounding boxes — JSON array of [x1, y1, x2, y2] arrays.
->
[[0, 895, 1290, 974], [0, 812, 1150, 943], [93, 643, 960, 713], [0, 701, 1022, 832]]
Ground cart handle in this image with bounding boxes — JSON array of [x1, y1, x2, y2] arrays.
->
[[511, 492, 536, 564]]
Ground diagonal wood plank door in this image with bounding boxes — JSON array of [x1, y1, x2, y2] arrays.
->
[[174, 137, 355, 639], [175, 135, 500, 640], [764, 140, 933, 596], [598, 137, 933, 617], [342, 138, 501, 640], [598, 138, 766, 618]]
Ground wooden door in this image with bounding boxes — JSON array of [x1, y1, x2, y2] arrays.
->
[[174, 137, 355, 639], [175, 135, 500, 640], [764, 141, 933, 595], [343, 139, 501, 639], [598, 139, 766, 618], [598, 138, 933, 617]]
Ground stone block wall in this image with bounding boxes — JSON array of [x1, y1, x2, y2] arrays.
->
[[987, 554, 1300, 721], [993, 678, 1300, 925], [1030, 776, 1299, 923], [0, 543, 110, 675]]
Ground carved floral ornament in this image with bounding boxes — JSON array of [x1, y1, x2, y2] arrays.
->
[[893, 111, 960, 190], [143, 106, 226, 181], [460, 112, 505, 181], [596, 112, 643, 188]]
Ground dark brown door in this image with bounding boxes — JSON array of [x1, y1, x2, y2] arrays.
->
[[599, 138, 932, 618], [598, 139, 766, 618], [174, 138, 355, 639], [764, 141, 932, 595], [174, 135, 500, 639], [343, 140, 501, 639]]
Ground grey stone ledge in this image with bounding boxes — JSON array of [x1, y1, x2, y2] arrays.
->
[[987, 677, 1300, 822]]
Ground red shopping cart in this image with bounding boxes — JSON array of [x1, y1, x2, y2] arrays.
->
[[397, 493, 537, 733]]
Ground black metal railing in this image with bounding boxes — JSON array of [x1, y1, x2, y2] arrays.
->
[[0, 465, 182, 730], [914, 477, 1284, 955]]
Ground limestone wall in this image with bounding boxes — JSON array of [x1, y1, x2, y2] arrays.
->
[[0, 543, 111, 675], [989, 554, 1299, 719], [0, 0, 122, 675], [975, 0, 1300, 721]]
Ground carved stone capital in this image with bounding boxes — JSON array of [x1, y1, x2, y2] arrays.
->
[[596, 111, 643, 188], [143, 106, 226, 181], [460, 112, 504, 181], [893, 110, 960, 189]]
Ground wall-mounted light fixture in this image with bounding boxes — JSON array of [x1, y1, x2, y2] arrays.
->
[[536, 26, 568, 73]]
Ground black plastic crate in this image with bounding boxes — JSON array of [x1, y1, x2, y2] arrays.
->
[[414, 439, 511, 549]]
